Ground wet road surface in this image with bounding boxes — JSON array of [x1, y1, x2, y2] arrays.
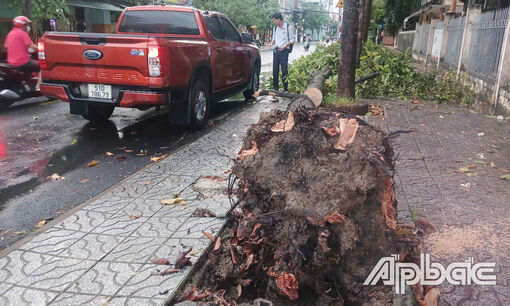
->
[[0, 42, 317, 249]]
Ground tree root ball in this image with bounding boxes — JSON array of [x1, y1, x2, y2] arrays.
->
[[177, 107, 398, 305]]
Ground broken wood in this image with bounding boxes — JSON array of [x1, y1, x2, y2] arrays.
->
[[257, 70, 378, 109], [355, 71, 381, 84]]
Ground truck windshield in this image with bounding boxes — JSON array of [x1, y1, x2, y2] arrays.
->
[[118, 10, 200, 35]]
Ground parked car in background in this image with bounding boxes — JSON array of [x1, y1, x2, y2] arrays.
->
[[39, 5, 260, 129]]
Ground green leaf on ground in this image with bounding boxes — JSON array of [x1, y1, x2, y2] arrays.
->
[[71, 139, 78, 146], [465, 172, 478, 177], [500, 174, 510, 180]]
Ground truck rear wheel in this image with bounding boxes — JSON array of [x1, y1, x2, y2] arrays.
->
[[82, 104, 115, 122], [243, 65, 260, 100], [189, 78, 210, 130]]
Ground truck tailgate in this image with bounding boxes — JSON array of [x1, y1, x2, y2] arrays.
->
[[42, 33, 150, 87]]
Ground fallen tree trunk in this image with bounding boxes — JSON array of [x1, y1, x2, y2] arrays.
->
[[256, 70, 379, 109], [254, 69, 331, 110]]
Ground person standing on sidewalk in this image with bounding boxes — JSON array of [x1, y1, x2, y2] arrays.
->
[[270, 13, 294, 92]]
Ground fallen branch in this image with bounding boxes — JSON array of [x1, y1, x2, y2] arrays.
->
[[255, 69, 332, 111], [385, 129, 414, 139], [355, 72, 381, 84]]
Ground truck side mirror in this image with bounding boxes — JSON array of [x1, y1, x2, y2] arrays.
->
[[241, 33, 253, 44]]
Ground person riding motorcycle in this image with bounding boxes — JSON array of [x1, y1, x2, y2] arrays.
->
[[4, 16, 41, 89]]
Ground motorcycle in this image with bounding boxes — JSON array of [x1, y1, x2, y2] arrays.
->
[[0, 50, 40, 111]]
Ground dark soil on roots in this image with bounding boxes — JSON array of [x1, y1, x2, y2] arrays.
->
[[173, 107, 398, 305]]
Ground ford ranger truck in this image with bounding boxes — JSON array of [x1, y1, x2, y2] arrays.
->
[[39, 6, 261, 129]]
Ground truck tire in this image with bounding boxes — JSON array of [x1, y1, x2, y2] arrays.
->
[[243, 65, 260, 100], [82, 104, 115, 122], [189, 78, 210, 130]]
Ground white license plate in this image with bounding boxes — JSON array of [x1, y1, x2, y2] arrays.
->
[[88, 84, 112, 99]]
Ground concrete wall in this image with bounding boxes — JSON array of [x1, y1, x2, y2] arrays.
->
[[403, 4, 510, 115]]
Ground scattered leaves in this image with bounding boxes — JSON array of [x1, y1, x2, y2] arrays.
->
[[12, 231, 26, 237], [150, 154, 167, 162], [151, 258, 170, 265], [501, 174, 510, 180], [275, 272, 299, 300], [142, 181, 151, 185], [70, 138, 78, 146], [129, 214, 141, 219], [48, 173, 65, 181], [160, 268, 180, 275], [490, 162, 496, 168], [80, 178, 90, 184], [202, 231, 215, 241], [160, 198, 186, 205], [129, 271, 139, 276], [106, 152, 114, 156], [124, 149, 134, 153], [116, 156, 127, 161], [465, 172, 478, 177], [174, 247, 193, 269], [1, 229, 11, 237], [213, 237, 222, 252], [36, 220, 47, 228], [87, 160, 99, 167]]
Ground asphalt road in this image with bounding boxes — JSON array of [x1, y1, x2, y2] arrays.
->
[[0, 42, 317, 250]]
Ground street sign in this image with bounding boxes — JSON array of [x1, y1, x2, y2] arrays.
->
[[336, 0, 344, 8]]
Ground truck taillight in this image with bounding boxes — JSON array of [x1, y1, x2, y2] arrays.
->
[[38, 42, 47, 70], [147, 46, 167, 78], [148, 47, 161, 77]]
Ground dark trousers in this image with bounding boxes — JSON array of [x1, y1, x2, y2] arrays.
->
[[273, 49, 289, 91]]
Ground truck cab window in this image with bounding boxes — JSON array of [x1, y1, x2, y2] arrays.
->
[[118, 10, 200, 35], [220, 18, 241, 43], [205, 16, 225, 40]]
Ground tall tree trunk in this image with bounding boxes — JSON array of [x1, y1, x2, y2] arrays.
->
[[338, 0, 359, 98], [355, 0, 366, 68], [24, 0, 31, 18], [363, 0, 373, 41]]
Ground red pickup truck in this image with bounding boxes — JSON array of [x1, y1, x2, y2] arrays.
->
[[39, 5, 260, 129]]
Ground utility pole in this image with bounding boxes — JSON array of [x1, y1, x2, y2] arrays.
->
[[338, 0, 359, 98]]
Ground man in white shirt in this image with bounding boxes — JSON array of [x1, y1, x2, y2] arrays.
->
[[270, 13, 294, 92]]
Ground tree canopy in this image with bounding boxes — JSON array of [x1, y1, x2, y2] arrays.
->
[[10, 0, 69, 21], [194, 0, 279, 32], [302, 2, 328, 34], [383, 0, 413, 35]]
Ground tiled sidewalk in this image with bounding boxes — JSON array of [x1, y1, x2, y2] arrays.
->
[[0, 97, 286, 306]]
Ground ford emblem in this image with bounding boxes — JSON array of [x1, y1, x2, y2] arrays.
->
[[83, 49, 103, 60]]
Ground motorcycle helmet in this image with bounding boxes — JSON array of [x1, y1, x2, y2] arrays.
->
[[13, 16, 32, 28]]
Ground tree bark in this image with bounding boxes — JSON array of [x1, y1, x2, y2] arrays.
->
[[338, 0, 359, 98], [255, 69, 332, 110], [363, 0, 373, 41], [24, 0, 31, 18], [356, 0, 367, 68]]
